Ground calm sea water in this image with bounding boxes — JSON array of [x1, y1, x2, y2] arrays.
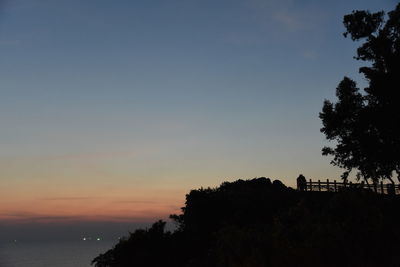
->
[[0, 241, 115, 267]]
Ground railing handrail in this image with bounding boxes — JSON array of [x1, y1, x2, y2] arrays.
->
[[297, 179, 399, 195]]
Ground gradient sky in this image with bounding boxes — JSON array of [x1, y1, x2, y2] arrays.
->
[[0, 0, 396, 231]]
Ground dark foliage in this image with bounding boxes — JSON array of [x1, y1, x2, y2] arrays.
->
[[320, 4, 400, 183], [92, 178, 400, 267]]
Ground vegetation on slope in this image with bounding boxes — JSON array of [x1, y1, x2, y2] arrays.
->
[[93, 177, 400, 267]]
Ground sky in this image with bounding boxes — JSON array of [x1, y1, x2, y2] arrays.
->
[[0, 0, 397, 239]]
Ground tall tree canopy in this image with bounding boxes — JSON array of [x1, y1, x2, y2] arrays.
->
[[320, 4, 400, 183]]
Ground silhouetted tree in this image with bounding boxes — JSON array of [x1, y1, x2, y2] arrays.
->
[[320, 4, 400, 184]]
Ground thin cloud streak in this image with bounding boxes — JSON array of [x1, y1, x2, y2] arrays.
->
[[246, 0, 322, 31], [39, 196, 99, 201], [222, 0, 326, 47], [0, 212, 171, 224], [112, 200, 157, 204], [302, 50, 319, 60], [40, 151, 136, 161]]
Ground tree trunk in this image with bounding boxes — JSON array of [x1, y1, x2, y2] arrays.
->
[[364, 177, 370, 190]]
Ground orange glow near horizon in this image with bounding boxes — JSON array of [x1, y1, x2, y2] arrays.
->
[[0, 191, 185, 224], [0, 155, 188, 223], [0, 148, 342, 224]]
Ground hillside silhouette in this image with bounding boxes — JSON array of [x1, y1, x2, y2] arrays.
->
[[92, 177, 400, 267]]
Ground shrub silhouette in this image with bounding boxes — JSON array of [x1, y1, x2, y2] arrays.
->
[[92, 178, 400, 267]]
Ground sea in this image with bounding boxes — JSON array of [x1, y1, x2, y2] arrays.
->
[[0, 240, 115, 267]]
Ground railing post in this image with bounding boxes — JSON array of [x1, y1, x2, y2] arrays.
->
[[318, 180, 321, 191], [309, 179, 312, 191], [334, 180, 337, 192], [380, 181, 384, 194], [327, 179, 330, 192]]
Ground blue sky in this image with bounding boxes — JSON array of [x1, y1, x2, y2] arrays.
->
[[0, 0, 396, 225]]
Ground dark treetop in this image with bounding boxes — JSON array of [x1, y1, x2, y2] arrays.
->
[[320, 3, 400, 183]]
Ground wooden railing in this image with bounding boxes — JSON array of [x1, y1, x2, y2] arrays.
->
[[297, 179, 400, 195]]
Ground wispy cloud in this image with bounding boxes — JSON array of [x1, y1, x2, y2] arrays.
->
[[246, 0, 323, 32], [0, 212, 165, 224], [39, 196, 99, 201], [112, 200, 157, 204], [41, 151, 135, 161], [0, 211, 78, 223], [302, 50, 318, 60], [222, 0, 325, 47], [271, 9, 308, 31], [0, 211, 40, 218]]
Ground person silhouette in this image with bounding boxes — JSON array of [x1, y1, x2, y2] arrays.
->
[[297, 174, 307, 192]]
